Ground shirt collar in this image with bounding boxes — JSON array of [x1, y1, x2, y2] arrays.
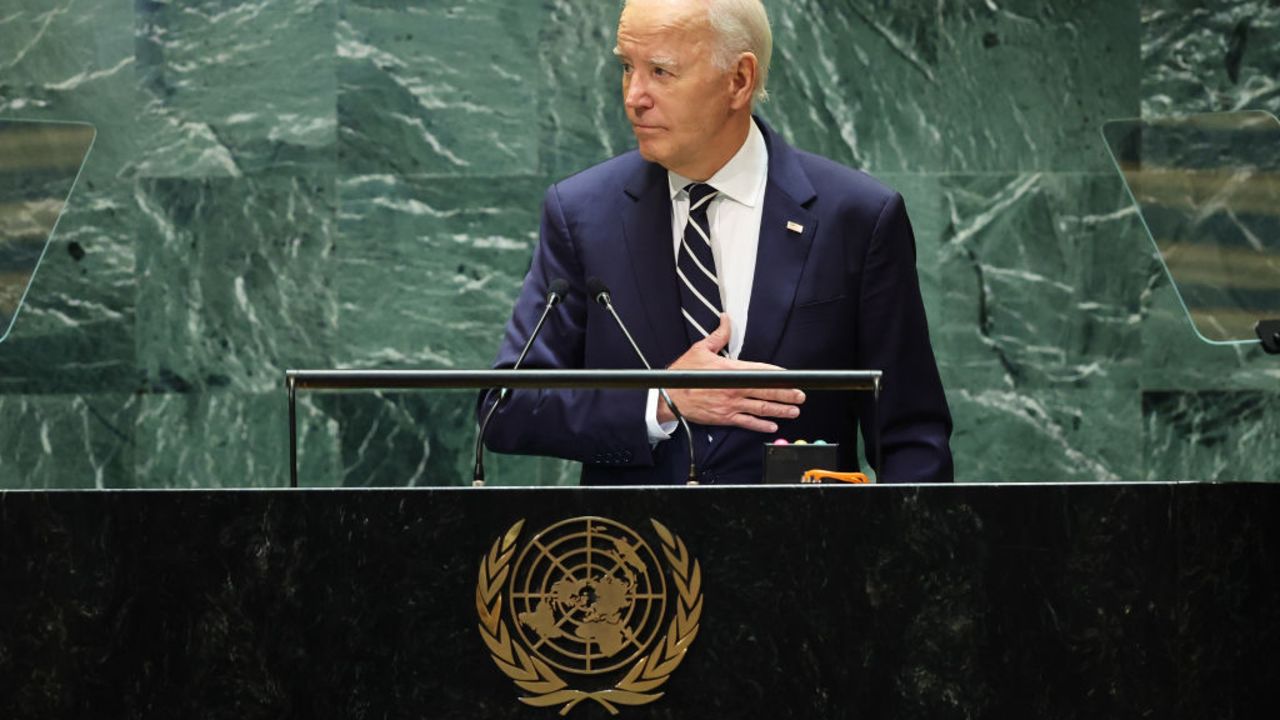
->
[[667, 119, 769, 207]]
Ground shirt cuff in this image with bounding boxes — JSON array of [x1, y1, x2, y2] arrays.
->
[[645, 388, 678, 444]]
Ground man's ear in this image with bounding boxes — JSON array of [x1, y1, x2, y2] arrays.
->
[[728, 52, 758, 110]]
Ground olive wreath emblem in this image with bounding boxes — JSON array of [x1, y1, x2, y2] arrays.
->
[[475, 519, 703, 715]]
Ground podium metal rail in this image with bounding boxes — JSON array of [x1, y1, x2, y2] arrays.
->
[[284, 369, 882, 488]]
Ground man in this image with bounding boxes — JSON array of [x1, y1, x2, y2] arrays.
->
[[482, 0, 952, 484]]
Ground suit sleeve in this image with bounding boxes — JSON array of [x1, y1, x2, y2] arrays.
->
[[478, 184, 656, 468], [856, 193, 954, 483]]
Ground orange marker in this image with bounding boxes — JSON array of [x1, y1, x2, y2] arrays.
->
[[801, 469, 871, 485]]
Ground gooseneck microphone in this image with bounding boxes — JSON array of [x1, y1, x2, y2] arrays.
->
[[473, 278, 569, 486], [586, 277, 699, 485]]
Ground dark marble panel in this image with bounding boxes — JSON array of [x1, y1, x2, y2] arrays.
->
[[311, 390, 462, 487], [1142, 0, 1280, 117], [333, 173, 545, 370], [535, 0, 636, 179], [1173, 483, 1280, 720], [0, 184, 139, 394], [949, 386, 1141, 483], [935, 173, 1148, 391], [0, 0, 140, 182], [764, 0, 1142, 173], [919, 172, 1150, 482], [134, 175, 337, 394], [309, 390, 576, 487], [1143, 391, 1280, 481], [970, 484, 1174, 719], [0, 485, 1215, 719], [133, 0, 338, 177], [133, 391, 337, 489], [0, 394, 135, 489], [337, 0, 542, 177]]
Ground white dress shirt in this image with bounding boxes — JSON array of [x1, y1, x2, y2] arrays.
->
[[645, 120, 770, 442]]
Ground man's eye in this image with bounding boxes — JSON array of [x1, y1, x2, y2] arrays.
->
[[653, 67, 669, 77], [621, 63, 633, 74]]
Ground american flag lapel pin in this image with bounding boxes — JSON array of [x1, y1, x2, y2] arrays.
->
[[786, 221, 804, 234]]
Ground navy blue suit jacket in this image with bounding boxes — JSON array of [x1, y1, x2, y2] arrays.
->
[[484, 119, 952, 484]]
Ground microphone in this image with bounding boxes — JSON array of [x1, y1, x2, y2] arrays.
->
[[586, 277, 700, 485], [473, 278, 569, 486]]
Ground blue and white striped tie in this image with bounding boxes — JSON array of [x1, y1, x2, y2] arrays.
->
[[677, 183, 723, 345]]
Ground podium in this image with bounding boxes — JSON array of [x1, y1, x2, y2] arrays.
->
[[1, 483, 1277, 719]]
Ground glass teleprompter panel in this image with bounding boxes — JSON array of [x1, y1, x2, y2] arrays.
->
[[1103, 111, 1280, 344], [0, 119, 95, 343]]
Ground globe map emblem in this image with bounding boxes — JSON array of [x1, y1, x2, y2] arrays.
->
[[509, 516, 668, 675]]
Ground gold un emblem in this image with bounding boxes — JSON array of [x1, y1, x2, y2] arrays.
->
[[476, 516, 703, 715]]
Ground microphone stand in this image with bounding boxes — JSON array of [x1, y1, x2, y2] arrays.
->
[[595, 291, 700, 485], [473, 285, 565, 486]]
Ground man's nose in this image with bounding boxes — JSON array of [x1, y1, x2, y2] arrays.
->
[[624, 76, 652, 110]]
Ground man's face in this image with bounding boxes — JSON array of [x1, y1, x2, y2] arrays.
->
[[615, 0, 738, 178]]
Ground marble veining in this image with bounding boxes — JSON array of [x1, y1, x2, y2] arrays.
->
[[0, 484, 1273, 717], [0, 1, 1278, 486]]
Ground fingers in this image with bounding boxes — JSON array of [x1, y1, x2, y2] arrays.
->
[[700, 313, 732, 354], [749, 387, 806, 405], [749, 398, 802, 419], [727, 413, 782, 434], [674, 389, 803, 433], [725, 400, 799, 434]]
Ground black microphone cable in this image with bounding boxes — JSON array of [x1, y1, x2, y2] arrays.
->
[[473, 278, 569, 486], [586, 276, 700, 485]]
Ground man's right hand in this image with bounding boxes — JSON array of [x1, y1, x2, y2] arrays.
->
[[657, 314, 805, 433]]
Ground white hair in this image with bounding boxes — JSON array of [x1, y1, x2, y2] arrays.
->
[[707, 0, 773, 103], [621, 0, 774, 103]]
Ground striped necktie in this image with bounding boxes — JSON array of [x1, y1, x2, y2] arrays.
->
[[677, 183, 723, 345]]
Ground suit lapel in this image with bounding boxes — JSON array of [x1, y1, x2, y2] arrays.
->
[[705, 119, 819, 468], [739, 120, 819, 363], [621, 163, 686, 367], [739, 181, 817, 363]]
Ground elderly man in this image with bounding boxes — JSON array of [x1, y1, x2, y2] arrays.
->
[[482, 0, 952, 484]]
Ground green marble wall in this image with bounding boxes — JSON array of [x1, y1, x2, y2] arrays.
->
[[0, 0, 1277, 488]]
